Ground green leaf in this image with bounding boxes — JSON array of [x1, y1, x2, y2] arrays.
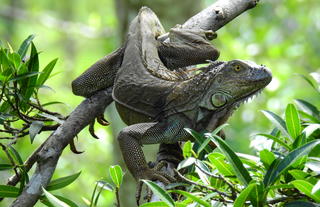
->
[[41, 195, 79, 207], [289, 169, 309, 180], [195, 160, 210, 185], [255, 133, 291, 150], [142, 180, 174, 207], [168, 190, 211, 207], [177, 157, 196, 170], [234, 183, 256, 207], [37, 58, 58, 86], [42, 187, 70, 207], [312, 180, 320, 195], [208, 134, 252, 185], [264, 140, 320, 187], [285, 104, 301, 139], [139, 201, 169, 207], [285, 201, 320, 207], [0, 185, 19, 197], [261, 110, 291, 139], [29, 121, 43, 143], [303, 124, 320, 137], [185, 128, 212, 154], [291, 180, 320, 203], [9, 71, 41, 82], [296, 74, 319, 93], [182, 141, 192, 158], [259, 149, 276, 169], [46, 171, 81, 191], [208, 152, 234, 176], [8, 146, 23, 164], [17, 34, 35, 59], [0, 164, 13, 171], [295, 99, 320, 121], [109, 165, 123, 188]]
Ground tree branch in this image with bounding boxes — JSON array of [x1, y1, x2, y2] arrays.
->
[[10, 89, 113, 207], [10, 0, 260, 206]]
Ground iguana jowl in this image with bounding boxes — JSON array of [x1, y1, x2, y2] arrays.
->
[[72, 7, 272, 191]]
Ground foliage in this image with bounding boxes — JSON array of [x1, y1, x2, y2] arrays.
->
[[141, 75, 320, 206]]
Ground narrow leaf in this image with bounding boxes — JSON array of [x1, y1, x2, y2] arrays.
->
[[109, 165, 123, 188], [0, 185, 19, 197], [0, 164, 13, 171], [29, 121, 43, 143], [208, 134, 252, 185], [264, 140, 320, 187], [291, 180, 320, 203], [295, 99, 320, 121], [259, 149, 276, 169], [46, 171, 81, 191], [142, 180, 174, 207], [37, 58, 58, 86], [17, 34, 35, 59], [42, 187, 70, 207], [312, 180, 320, 195], [185, 128, 212, 153], [261, 110, 291, 139], [285, 104, 301, 139], [169, 190, 211, 207], [208, 152, 234, 176], [256, 133, 291, 150], [234, 183, 256, 207], [139, 201, 169, 207]]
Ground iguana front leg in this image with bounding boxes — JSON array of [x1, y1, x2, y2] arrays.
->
[[117, 120, 190, 200]]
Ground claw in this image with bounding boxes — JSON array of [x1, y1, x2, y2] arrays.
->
[[89, 120, 99, 139], [97, 114, 110, 126], [69, 138, 84, 154]]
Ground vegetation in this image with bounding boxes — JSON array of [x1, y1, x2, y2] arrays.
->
[[0, 0, 320, 206]]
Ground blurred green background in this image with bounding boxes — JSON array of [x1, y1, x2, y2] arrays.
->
[[0, 0, 319, 206]]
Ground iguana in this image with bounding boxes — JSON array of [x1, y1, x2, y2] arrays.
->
[[72, 7, 272, 202]]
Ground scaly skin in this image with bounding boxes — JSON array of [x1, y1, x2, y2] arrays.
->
[[113, 7, 271, 185], [71, 7, 272, 203]]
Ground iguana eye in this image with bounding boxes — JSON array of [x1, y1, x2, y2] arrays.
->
[[211, 93, 227, 108], [205, 31, 217, 40], [233, 65, 241, 72]]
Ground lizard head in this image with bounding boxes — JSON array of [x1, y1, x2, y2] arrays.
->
[[199, 59, 272, 111]]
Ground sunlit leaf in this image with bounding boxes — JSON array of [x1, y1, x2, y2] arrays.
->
[[177, 157, 196, 170], [142, 180, 174, 207], [37, 58, 58, 87], [17, 34, 35, 59], [259, 149, 276, 169], [169, 190, 211, 207], [303, 124, 320, 137], [312, 180, 320, 195], [139, 201, 169, 207], [208, 134, 252, 185], [264, 140, 320, 187], [261, 110, 291, 139], [109, 165, 123, 188], [42, 187, 70, 207], [41, 195, 79, 207], [295, 99, 320, 121], [182, 141, 192, 158], [208, 152, 234, 176], [285, 104, 301, 139], [234, 183, 256, 207], [255, 133, 291, 150], [47, 172, 81, 191], [291, 180, 320, 203], [185, 128, 212, 154]]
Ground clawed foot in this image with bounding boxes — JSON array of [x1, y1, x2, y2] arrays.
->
[[89, 114, 110, 139], [135, 161, 176, 205]]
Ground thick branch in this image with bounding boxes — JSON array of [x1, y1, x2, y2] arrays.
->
[[11, 0, 259, 206], [10, 89, 112, 207]]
